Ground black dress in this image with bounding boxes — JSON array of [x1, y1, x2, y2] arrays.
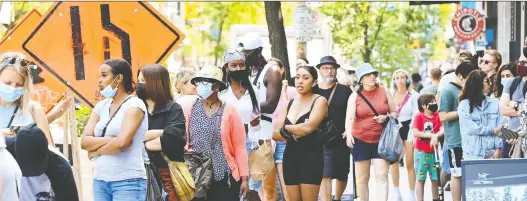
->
[[283, 96, 324, 185]]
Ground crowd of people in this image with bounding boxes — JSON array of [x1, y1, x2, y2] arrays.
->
[[1, 32, 527, 201]]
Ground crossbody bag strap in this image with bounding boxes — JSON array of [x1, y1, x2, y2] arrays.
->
[[357, 91, 379, 116], [7, 105, 19, 128], [327, 84, 337, 104], [211, 102, 226, 149], [101, 96, 132, 137], [397, 92, 411, 115]]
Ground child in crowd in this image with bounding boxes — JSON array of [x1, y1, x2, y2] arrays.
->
[[412, 94, 444, 201]]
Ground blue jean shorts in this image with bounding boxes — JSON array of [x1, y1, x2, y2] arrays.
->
[[93, 178, 146, 201], [274, 141, 286, 163], [246, 140, 263, 192]]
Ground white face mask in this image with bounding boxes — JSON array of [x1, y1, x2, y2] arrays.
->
[[100, 76, 120, 98]]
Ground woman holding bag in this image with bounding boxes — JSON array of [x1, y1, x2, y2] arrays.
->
[[138, 64, 187, 201], [391, 69, 419, 201], [179, 66, 249, 201], [345, 63, 397, 201]]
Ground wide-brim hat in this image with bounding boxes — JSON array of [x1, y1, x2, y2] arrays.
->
[[191, 66, 227, 91], [316, 56, 341, 69], [356, 63, 378, 82], [15, 124, 50, 176]]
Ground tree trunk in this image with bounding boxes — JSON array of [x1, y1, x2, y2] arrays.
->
[[265, 1, 291, 80], [214, 19, 225, 66]]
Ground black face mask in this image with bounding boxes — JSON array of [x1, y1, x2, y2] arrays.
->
[[428, 104, 438, 113], [229, 70, 248, 81], [135, 83, 148, 100]]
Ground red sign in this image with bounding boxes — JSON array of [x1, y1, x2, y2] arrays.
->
[[451, 8, 485, 41], [23, 2, 185, 108], [0, 9, 67, 112]]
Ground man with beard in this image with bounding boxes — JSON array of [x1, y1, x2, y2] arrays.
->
[[315, 56, 352, 201], [239, 32, 283, 201]]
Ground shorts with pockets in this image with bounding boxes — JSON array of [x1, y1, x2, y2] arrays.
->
[[414, 149, 438, 181], [448, 147, 463, 177], [323, 139, 350, 180]]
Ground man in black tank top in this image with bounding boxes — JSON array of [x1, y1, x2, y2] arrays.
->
[[316, 56, 353, 201]]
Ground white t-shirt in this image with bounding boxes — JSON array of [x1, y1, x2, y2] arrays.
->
[[220, 86, 262, 141], [250, 65, 274, 139], [0, 148, 21, 201], [92, 96, 148, 182]]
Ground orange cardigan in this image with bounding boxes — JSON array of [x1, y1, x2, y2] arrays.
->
[[179, 98, 248, 181]]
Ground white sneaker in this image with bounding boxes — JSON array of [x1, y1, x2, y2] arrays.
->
[[392, 188, 403, 201], [408, 191, 416, 201]]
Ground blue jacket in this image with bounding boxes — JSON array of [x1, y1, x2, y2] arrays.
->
[[458, 97, 503, 158]]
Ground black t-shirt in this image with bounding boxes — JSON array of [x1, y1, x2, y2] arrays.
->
[[316, 84, 353, 141]]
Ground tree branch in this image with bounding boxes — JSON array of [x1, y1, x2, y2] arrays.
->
[[370, 3, 388, 52]]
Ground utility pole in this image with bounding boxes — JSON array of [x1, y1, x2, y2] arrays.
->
[[295, 2, 310, 62]]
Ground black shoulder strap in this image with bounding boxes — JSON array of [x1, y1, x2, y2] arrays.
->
[[510, 76, 523, 100], [309, 96, 323, 111], [101, 96, 132, 137], [7, 105, 19, 128], [286, 99, 294, 110], [252, 66, 264, 86], [357, 91, 379, 116]]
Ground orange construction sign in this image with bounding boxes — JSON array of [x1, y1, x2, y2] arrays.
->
[[23, 2, 185, 108], [0, 9, 67, 112]]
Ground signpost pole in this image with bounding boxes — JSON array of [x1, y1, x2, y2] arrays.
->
[[67, 102, 83, 201], [295, 2, 310, 63]]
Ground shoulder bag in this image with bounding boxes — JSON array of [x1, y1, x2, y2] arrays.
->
[[317, 84, 340, 145], [357, 91, 403, 163]]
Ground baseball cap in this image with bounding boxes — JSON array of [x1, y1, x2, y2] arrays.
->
[[15, 123, 49, 176]]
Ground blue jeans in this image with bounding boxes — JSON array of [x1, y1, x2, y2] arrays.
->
[[93, 178, 147, 201], [246, 140, 263, 192], [274, 141, 286, 163]]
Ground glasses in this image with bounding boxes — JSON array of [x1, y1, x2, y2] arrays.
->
[[320, 66, 337, 71], [479, 60, 496, 65], [2, 57, 34, 68], [365, 72, 378, 77], [194, 80, 215, 86]]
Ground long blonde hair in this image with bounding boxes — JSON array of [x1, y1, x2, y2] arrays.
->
[[0, 52, 34, 117]]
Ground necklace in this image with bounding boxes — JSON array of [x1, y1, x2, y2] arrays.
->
[[205, 100, 220, 114], [297, 96, 313, 112]]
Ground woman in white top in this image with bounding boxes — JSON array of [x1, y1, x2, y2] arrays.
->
[[81, 59, 148, 201], [219, 49, 262, 199], [391, 69, 419, 201]]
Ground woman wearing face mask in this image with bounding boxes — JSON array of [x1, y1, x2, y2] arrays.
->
[[273, 66, 328, 201], [219, 49, 263, 199], [179, 66, 249, 201], [0, 52, 54, 145], [81, 59, 148, 201], [345, 63, 397, 201], [137, 64, 187, 201], [390, 69, 419, 201], [458, 70, 502, 160], [494, 62, 518, 99], [174, 69, 198, 104]]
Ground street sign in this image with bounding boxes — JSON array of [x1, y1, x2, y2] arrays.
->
[[452, 8, 485, 41], [294, 5, 313, 42], [0, 9, 67, 112], [23, 2, 185, 108], [462, 159, 527, 201]]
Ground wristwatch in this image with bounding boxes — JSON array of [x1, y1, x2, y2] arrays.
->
[[514, 102, 520, 111]]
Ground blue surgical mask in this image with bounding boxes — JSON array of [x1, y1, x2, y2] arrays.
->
[[196, 82, 214, 99], [100, 76, 119, 98], [0, 83, 24, 103]]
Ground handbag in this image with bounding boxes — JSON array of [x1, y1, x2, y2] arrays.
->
[[317, 84, 341, 145], [182, 99, 221, 198], [500, 127, 519, 141], [357, 91, 403, 163], [249, 140, 274, 181], [162, 155, 195, 201], [146, 163, 168, 201]]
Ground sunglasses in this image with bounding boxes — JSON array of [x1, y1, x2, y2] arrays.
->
[[479, 60, 495, 65], [3, 57, 35, 69]]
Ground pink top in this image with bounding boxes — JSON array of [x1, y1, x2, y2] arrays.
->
[[179, 98, 249, 181]]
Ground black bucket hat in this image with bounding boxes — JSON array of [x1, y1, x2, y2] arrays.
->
[[316, 56, 341, 69]]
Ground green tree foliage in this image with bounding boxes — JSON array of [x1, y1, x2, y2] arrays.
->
[[319, 2, 448, 81]]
